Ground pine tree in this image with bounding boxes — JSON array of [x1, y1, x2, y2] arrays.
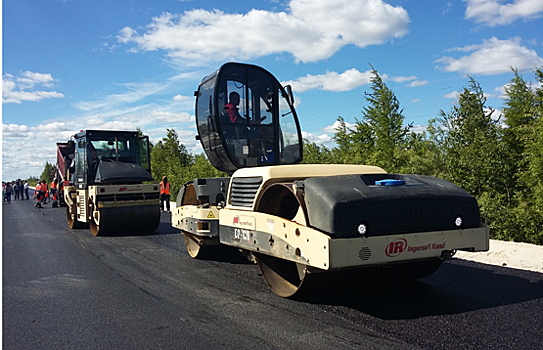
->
[[438, 77, 506, 197], [331, 67, 410, 171], [361, 67, 410, 171]]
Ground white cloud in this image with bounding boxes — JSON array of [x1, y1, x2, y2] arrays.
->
[[86, 120, 138, 131], [407, 80, 428, 87], [74, 82, 167, 111], [17, 71, 55, 88], [435, 37, 543, 75], [389, 75, 417, 83], [444, 91, 460, 99], [284, 68, 374, 93], [2, 71, 64, 104], [117, 0, 409, 63], [37, 122, 68, 132], [150, 110, 194, 123], [3, 124, 29, 133], [301, 131, 332, 144], [2, 124, 33, 140], [173, 94, 191, 101], [464, 0, 543, 26]]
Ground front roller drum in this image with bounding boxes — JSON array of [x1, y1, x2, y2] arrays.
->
[[89, 204, 160, 236], [66, 205, 88, 229], [183, 232, 234, 260]]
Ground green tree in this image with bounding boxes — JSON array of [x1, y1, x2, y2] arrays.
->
[[503, 68, 535, 128], [40, 162, 55, 184], [362, 67, 411, 171], [523, 67, 543, 208], [397, 131, 443, 176], [189, 154, 227, 180], [502, 69, 535, 195], [302, 139, 335, 164], [513, 67, 543, 244], [332, 116, 374, 164], [333, 67, 411, 171], [151, 129, 194, 200], [437, 77, 507, 197], [476, 68, 543, 244]]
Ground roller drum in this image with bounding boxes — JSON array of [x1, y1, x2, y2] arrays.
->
[[257, 253, 443, 298], [90, 204, 160, 236]]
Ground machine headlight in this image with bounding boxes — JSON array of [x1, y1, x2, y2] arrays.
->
[[358, 223, 368, 236], [455, 216, 463, 228]]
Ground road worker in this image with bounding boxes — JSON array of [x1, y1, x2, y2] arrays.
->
[[34, 181, 43, 208], [41, 180, 49, 204], [160, 176, 170, 212], [51, 180, 59, 207]]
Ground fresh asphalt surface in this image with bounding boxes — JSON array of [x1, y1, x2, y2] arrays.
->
[[3, 193, 543, 349]]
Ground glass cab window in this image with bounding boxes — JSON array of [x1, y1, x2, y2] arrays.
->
[[196, 63, 302, 173], [75, 138, 87, 185]]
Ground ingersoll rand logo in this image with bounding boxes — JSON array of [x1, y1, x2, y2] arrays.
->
[[385, 238, 446, 257], [385, 238, 407, 257], [118, 187, 142, 192], [232, 215, 254, 228]]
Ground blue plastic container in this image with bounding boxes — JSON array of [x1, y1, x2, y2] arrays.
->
[[375, 179, 406, 186]]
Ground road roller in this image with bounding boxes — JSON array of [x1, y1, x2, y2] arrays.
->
[[172, 62, 489, 297], [62, 130, 160, 236]]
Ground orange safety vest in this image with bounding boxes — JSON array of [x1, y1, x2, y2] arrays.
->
[[160, 182, 170, 195], [51, 182, 57, 190], [35, 184, 42, 192]]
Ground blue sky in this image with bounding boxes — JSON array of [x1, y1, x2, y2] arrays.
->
[[3, 0, 543, 180]]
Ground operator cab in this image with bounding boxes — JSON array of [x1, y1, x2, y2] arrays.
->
[[72, 130, 152, 187], [195, 62, 303, 174]]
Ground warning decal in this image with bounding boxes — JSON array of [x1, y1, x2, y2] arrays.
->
[[207, 212, 215, 218]]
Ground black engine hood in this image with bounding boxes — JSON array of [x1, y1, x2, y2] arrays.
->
[[94, 160, 153, 184]]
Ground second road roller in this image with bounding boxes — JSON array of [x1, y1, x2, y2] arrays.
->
[[62, 130, 160, 236], [172, 62, 490, 297]]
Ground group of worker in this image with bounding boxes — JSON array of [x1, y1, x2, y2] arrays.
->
[[34, 180, 59, 208]]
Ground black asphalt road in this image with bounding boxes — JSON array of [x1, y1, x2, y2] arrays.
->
[[3, 196, 543, 350]]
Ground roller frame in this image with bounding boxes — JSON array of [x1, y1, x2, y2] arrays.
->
[[173, 194, 489, 272], [172, 204, 221, 239], [218, 209, 489, 271]]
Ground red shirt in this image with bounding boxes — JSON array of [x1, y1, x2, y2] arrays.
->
[[224, 103, 239, 123]]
